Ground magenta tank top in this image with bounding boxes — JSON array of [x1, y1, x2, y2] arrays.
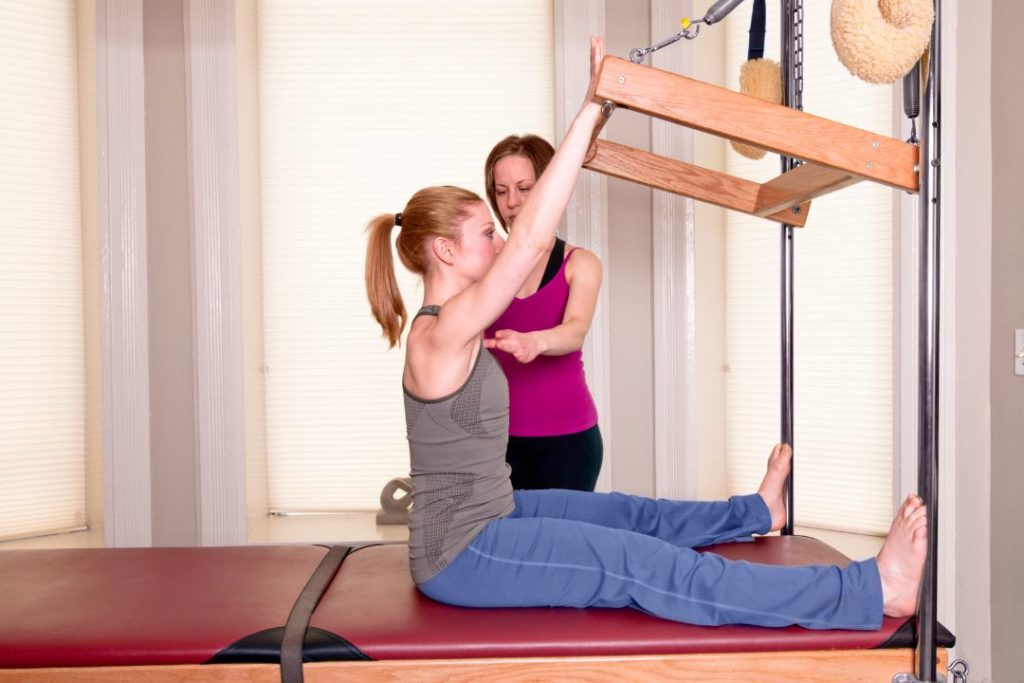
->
[[485, 249, 599, 437]]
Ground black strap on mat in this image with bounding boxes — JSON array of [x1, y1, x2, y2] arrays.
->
[[280, 545, 352, 683]]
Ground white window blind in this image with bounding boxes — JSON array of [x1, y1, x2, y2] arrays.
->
[[256, 1, 555, 511], [0, 0, 87, 540], [723, 3, 894, 534]]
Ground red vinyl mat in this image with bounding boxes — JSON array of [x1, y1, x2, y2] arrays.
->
[[0, 546, 327, 668], [311, 536, 917, 660]]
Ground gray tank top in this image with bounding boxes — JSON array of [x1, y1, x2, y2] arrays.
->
[[404, 306, 515, 584]]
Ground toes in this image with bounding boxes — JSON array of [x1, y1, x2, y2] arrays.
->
[[900, 495, 923, 518], [894, 503, 927, 538], [767, 443, 792, 469]]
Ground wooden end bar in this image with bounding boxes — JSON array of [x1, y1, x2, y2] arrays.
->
[[754, 163, 862, 217], [584, 139, 810, 227], [593, 56, 920, 193]]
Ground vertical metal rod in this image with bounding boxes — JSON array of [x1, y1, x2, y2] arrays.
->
[[779, 0, 803, 536], [915, 1, 941, 679]]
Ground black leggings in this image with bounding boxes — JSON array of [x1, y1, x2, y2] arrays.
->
[[505, 425, 603, 491]]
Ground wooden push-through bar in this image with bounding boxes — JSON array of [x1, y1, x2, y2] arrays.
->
[[583, 56, 921, 225]]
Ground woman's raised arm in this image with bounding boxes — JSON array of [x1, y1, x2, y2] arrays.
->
[[435, 37, 608, 348]]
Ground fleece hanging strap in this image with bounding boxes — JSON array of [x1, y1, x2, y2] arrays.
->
[[731, 0, 779, 160], [747, 0, 766, 60]]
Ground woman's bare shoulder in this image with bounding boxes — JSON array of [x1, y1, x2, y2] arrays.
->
[[564, 244, 602, 280]]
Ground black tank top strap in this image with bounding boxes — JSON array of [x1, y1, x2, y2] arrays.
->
[[538, 237, 567, 289], [414, 304, 441, 320]]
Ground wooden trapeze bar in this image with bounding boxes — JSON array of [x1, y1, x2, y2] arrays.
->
[[583, 56, 921, 227]]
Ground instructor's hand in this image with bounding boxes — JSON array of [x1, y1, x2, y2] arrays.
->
[[485, 329, 547, 364]]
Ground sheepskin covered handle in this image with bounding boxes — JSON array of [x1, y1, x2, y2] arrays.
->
[[831, 0, 934, 84]]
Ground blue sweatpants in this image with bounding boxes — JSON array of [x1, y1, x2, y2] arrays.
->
[[418, 489, 883, 630]]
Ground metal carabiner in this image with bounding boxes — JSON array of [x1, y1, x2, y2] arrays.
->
[[629, 20, 703, 64]]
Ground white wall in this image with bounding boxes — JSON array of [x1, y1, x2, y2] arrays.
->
[[989, 0, 1024, 679], [142, 0, 199, 547], [605, 0, 656, 496], [948, 0, 994, 678]]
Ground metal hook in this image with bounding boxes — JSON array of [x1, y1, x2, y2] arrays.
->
[[948, 658, 969, 683]]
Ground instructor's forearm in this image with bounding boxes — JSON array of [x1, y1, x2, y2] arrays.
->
[[535, 322, 588, 357]]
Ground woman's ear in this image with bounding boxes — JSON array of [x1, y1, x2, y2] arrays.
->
[[432, 237, 454, 266]]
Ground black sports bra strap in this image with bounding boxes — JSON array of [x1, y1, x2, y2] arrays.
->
[[538, 238, 567, 290], [414, 305, 441, 320]]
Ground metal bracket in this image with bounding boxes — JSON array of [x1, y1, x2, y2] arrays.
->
[[893, 674, 946, 683], [893, 650, 968, 683]]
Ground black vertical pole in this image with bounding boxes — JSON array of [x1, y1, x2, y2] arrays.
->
[[915, 0, 941, 679], [779, 0, 802, 536]]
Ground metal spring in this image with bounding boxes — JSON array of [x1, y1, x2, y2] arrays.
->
[[903, 62, 921, 143]]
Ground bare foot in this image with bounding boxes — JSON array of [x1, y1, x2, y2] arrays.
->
[[877, 494, 928, 618], [757, 443, 792, 532]]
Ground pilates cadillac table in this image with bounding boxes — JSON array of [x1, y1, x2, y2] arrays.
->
[[0, 537, 952, 682]]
